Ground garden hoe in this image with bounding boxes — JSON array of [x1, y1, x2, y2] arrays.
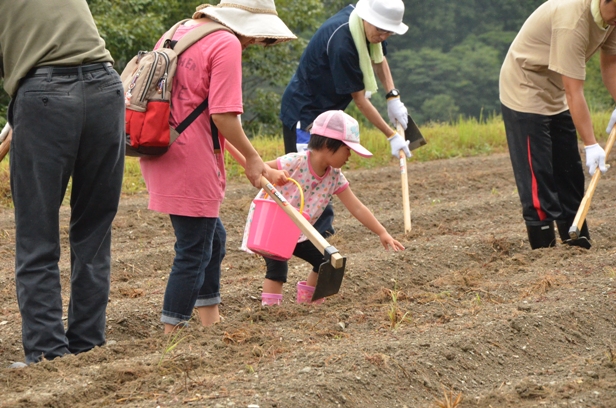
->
[[0, 123, 11, 162], [397, 114, 427, 235], [404, 114, 427, 151], [568, 125, 616, 246], [260, 176, 346, 301]]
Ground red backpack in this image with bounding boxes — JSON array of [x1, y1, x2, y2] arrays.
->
[[120, 20, 231, 157]]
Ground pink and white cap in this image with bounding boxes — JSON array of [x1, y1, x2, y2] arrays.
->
[[310, 110, 373, 158]]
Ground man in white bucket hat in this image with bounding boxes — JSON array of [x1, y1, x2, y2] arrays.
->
[[355, 0, 409, 35], [139, 0, 295, 334], [279, 0, 409, 238]]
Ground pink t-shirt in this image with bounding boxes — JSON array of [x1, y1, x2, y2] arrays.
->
[[139, 23, 243, 217], [241, 151, 349, 250]]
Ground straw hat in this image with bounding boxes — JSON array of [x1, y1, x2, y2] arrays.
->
[[355, 0, 408, 35], [192, 0, 297, 44]]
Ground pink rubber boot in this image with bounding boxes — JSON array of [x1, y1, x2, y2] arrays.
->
[[296, 281, 325, 305], [261, 293, 282, 306]]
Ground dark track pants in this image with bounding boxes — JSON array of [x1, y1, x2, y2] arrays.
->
[[501, 104, 584, 227], [9, 65, 125, 363]]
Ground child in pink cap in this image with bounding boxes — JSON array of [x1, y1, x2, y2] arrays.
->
[[241, 110, 404, 305]]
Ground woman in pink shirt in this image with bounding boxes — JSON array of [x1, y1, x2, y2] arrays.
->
[[139, 0, 295, 333]]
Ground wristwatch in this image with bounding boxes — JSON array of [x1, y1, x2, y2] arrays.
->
[[385, 88, 400, 99]]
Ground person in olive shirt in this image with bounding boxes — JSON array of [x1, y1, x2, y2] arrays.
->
[[0, 1, 125, 365], [499, 0, 616, 250]]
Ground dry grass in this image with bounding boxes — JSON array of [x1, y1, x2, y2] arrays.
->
[[364, 352, 390, 367], [488, 235, 512, 255], [412, 290, 452, 305], [606, 344, 616, 363], [222, 329, 251, 344], [434, 387, 463, 408], [522, 273, 568, 297], [0, 166, 11, 207], [605, 266, 616, 278]]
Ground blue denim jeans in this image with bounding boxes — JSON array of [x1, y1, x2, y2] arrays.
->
[[10, 64, 125, 364], [161, 216, 226, 326]]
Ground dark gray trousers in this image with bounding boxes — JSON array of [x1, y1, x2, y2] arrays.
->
[[9, 65, 125, 364]]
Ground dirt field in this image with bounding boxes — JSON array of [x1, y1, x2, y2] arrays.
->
[[0, 152, 615, 407]]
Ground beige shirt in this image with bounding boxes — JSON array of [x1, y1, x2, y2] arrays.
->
[[500, 0, 616, 115], [0, 0, 112, 97]]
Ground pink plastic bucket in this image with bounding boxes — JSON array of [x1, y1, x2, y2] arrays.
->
[[247, 179, 308, 261]]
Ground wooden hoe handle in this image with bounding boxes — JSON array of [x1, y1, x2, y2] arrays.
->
[[0, 123, 12, 163], [569, 125, 616, 240], [259, 176, 344, 269], [397, 122, 412, 234]]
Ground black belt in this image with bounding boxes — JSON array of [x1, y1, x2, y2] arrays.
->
[[25, 62, 112, 78]]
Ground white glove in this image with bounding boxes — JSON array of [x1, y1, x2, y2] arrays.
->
[[585, 143, 607, 175], [388, 132, 411, 158], [387, 97, 408, 129], [607, 108, 616, 134]]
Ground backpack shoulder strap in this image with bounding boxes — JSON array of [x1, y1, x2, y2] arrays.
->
[[172, 21, 233, 55], [156, 19, 189, 50]]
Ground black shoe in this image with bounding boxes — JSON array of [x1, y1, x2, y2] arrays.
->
[[526, 223, 556, 249]]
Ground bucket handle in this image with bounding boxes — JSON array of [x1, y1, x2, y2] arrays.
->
[[264, 177, 305, 214]]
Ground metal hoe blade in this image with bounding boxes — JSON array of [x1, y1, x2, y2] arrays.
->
[[405, 114, 427, 151], [312, 246, 347, 301]]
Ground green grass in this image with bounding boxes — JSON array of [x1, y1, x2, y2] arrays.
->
[[222, 110, 615, 180], [2, 110, 616, 204], [124, 158, 147, 194], [219, 114, 511, 180]]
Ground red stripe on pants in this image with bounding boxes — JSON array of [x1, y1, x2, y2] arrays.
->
[[527, 136, 547, 220]]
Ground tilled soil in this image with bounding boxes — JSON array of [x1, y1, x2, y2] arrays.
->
[[0, 152, 615, 407]]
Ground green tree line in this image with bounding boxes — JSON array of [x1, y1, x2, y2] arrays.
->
[[2, 0, 615, 132], [388, 0, 615, 123]]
